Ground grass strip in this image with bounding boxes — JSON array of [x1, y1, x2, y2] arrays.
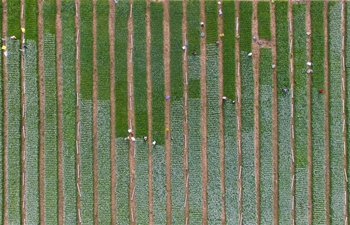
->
[[151, 2, 164, 145], [188, 99, 202, 223], [258, 2, 271, 40], [346, 2, 350, 218], [329, 2, 345, 224], [222, 1, 235, 99], [24, 40, 40, 224], [187, 0, 200, 55], [7, 0, 20, 37], [205, 0, 218, 45], [275, 2, 292, 224], [7, 39, 21, 225], [152, 144, 166, 224], [239, 2, 252, 53], [25, 0, 38, 40]]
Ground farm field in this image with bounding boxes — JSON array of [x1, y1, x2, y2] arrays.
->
[[0, 0, 350, 224]]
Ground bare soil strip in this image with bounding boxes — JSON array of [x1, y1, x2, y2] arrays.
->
[[252, 1, 261, 223], [108, 0, 117, 223], [181, 0, 189, 223], [269, 2, 279, 224], [217, 1, 226, 224], [305, 2, 312, 224], [323, 1, 330, 224], [74, 0, 82, 224], [126, 0, 136, 223], [55, 0, 64, 223], [37, 0, 46, 223], [287, 0, 295, 223], [145, 0, 154, 223], [199, 0, 208, 223]]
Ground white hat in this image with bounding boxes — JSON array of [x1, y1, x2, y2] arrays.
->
[[131, 137, 136, 142], [128, 128, 132, 133], [152, 141, 156, 145]]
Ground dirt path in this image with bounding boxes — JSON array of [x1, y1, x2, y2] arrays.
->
[[252, 1, 261, 224], [145, 0, 154, 223], [323, 1, 330, 224], [126, 0, 136, 224], [199, 0, 208, 223], [55, 0, 64, 223], [305, 2, 313, 224], [269, 2, 279, 224], [108, 0, 117, 224], [74, 0, 82, 224], [37, 0, 46, 223], [288, 1, 296, 223]]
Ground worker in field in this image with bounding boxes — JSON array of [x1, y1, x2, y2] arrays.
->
[[222, 96, 228, 101], [319, 89, 323, 93], [143, 136, 148, 142], [283, 88, 289, 93], [192, 50, 197, 56], [10, 36, 16, 40]]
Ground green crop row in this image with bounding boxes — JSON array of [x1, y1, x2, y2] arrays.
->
[[310, 2, 326, 224], [222, 1, 236, 99], [240, 52, 256, 224], [98, 101, 111, 224], [25, 0, 38, 40], [187, 0, 200, 55], [205, 0, 218, 45], [151, 2, 165, 145], [188, 55, 201, 99], [61, 2, 77, 223], [292, 4, 308, 224], [24, 40, 40, 224], [80, 100, 94, 224], [239, 2, 252, 53], [116, 137, 130, 224], [7, 0, 20, 37], [346, 2, 350, 218], [206, 44, 221, 224], [329, 2, 345, 224], [7, 40, 21, 225], [43, 0, 56, 34], [170, 101, 185, 224], [223, 102, 238, 224], [188, 98, 202, 223], [0, 28, 3, 224], [258, 2, 271, 40], [259, 48, 273, 224], [275, 2, 292, 224]]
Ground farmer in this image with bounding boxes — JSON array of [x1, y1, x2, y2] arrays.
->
[[319, 89, 323, 93], [219, 9, 222, 15], [200, 22, 205, 27], [124, 136, 130, 141], [222, 96, 228, 100], [232, 100, 236, 104], [10, 36, 16, 40], [192, 50, 197, 56], [152, 140, 157, 146], [143, 136, 148, 142], [216, 41, 219, 46], [283, 88, 289, 93]]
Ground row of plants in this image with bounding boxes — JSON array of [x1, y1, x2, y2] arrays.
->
[[115, 137, 130, 224], [239, 2, 252, 53], [310, 2, 326, 224], [188, 98, 202, 223], [97, 101, 111, 224], [170, 101, 185, 224], [79, 100, 94, 224], [205, 0, 218, 45], [258, 2, 271, 40], [275, 2, 292, 224], [240, 52, 256, 224], [222, 1, 236, 99], [150, 2, 165, 145], [206, 44, 221, 224], [328, 2, 345, 224], [25, 0, 38, 40], [0, 29, 3, 224], [259, 48, 273, 224], [6, 39, 21, 225], [187, 55, 201, 99], [24, 40, 40, 224], [43, 0, 56, 34], [7, 0, 20, 37], [346, 2, 350, 218], [292, 4, 308, 224], [61, 2, 77, 223], [187, 0, 200, 56]]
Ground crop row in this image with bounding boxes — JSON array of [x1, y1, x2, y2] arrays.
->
[[239, 2, 252, 53], [346, 3, 350, 218], [188, 98, 202, 223], [258, 2, 271, 40], [205, 0, 218, 45], [329, 2, 345, 224], [7, 0, 20, 37], [0, 31, 3, 224], [188, 55, 201, 99], [275, 2, 292, 224], [61, 1, 77, 223], [310, 2, 326, 223], [171, 101, 185, 224], [43, 0, 56, 34], [6, 39, 21, 225], [187, 0, 200, 55], [259, 48, 273, 224], [25, 0, 38, 40]]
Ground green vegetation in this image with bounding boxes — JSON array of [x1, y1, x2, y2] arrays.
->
[[43, 0, 56, 34], [239, 2, 252, 52], [187, 0, 200, 55], [152, 144, 166, 224], [188, 55, 201, 99], [222, 1, 235, 99], [0, 18, 3, 224], [205, 0, 218, 44], [151, 2, 164, 145], [25, 0, 38, 40], [258, 2, 271, 40], [7, 0, 20, 37], [346, 2, 350, 218]]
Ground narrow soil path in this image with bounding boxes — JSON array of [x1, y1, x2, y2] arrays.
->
[[91, 0, 99, 223], [74, 0, 82, 224], [20, 0, 27, 223], [323, 1, 330, 224], [217, 1, 226, 224], [108, 0, 117, 223], [199, 0, 208, 223], [55, 0, 64, 223], [252, 1, 261, 224], [234, 1, 242, 224], [126, 0, 136, 224], [163, 0, 172, 223], [2, 1, 8, 224], [269, 2, 279, 224], [287, 0, 295, 223], [181, 0, 189, 223], [145, 0, 154, 223], [37, 0, 46, 223]]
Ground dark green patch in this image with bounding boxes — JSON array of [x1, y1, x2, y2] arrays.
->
[[239, 2, 252, 52], [258, 2, 271, 40], [7, 0, 20, 37], [43, 0, 56, 34], [25, 0, 38, 40], [187, 0, 200, 55], [205, 0, 218, 44]]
